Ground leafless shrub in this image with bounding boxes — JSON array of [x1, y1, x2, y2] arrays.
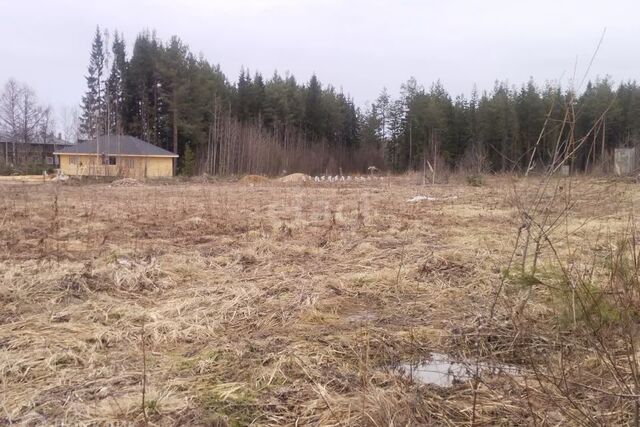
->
[[491, 88, 640, 424]]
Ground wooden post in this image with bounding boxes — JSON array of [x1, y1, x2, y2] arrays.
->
[[408, 115, 412, 170], [601, 116, 606, 161], [423, 128, 428, 185], [172, 100, 178, 175], [432, 129, 437, 185]]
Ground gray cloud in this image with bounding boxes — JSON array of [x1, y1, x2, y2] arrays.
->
[[0, 0, 637, 115]]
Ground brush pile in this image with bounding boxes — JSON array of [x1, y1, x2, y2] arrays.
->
[[111, 178, 142, 187]]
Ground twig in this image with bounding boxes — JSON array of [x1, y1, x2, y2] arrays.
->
[[141, 317, 148, 425]]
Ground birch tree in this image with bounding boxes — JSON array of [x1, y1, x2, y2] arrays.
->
[[0, 79, 21, 162]]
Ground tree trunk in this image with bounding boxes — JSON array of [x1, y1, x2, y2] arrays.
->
[[601, 116, 606, 161], [409, 117, 412, 170], [172, 91, 178, 176]]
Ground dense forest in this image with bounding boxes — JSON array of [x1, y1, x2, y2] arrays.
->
[[77, 27, 640, 175]]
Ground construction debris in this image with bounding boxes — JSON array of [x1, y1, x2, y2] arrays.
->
[[407, 195, 458, 202], [111, 178, 142, 187]]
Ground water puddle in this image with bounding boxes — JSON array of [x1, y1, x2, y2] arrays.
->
[[395, 353, 521, 387]]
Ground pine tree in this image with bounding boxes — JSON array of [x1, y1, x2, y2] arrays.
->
[[80, 26, 106, 139]]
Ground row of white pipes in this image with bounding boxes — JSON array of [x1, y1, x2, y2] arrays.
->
[[308, 175, 385, 183]]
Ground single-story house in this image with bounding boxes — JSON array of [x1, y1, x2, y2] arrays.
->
[[54, 135, 178, 178]]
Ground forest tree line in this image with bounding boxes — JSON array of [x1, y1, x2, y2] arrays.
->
[[76, 27, 640, 175]]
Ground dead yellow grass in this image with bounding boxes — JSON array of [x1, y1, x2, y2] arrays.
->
[[0, 175, 51, 182], [239, 174, 271, 184], [0, 175, 635, 425]]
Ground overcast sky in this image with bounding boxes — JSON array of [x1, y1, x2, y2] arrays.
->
[[0, 0, 638, 118]]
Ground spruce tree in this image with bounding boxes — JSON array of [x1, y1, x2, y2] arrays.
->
[[374, 88, 390, 141], [180, 143, 196, 175], [78, 27, 640, 175], [80, 26, 106, 139], [106, 31, 127, 135], [125, 31, 162, 145], [250, 72, 266, 120], [237, 68, 251, 122], [304, 74, 323, 139], [160, 36, 189, 161]]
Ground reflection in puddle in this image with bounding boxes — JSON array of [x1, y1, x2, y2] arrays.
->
[[396, 353, 521, 387]]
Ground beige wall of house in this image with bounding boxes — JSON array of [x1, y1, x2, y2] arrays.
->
[[57, 154, 174, 178]]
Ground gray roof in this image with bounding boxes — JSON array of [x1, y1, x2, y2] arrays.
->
[[54, 135, 178, 157], [32, 134, 74, 146], [0, 132, 73, 145]]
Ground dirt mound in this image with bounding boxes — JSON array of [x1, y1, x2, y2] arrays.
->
[[279, 173, 311, 183], [111, 178, 141, 187], [240, 174, 270, 184]]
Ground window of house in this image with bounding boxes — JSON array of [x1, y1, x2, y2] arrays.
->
[[69, 156, 79, 165], [101, 155, 117, 165], [46, 156, 54, 165]]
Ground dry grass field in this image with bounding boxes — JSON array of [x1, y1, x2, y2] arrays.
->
[[1, 175, 639, 425]]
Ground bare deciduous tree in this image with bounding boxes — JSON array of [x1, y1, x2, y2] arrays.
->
[[60, 106, 80, 143], [1, 79, 53, 166], [17, 83, 46, 145], [0, 79, 22, 163], [39, 107, 55, 141]]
